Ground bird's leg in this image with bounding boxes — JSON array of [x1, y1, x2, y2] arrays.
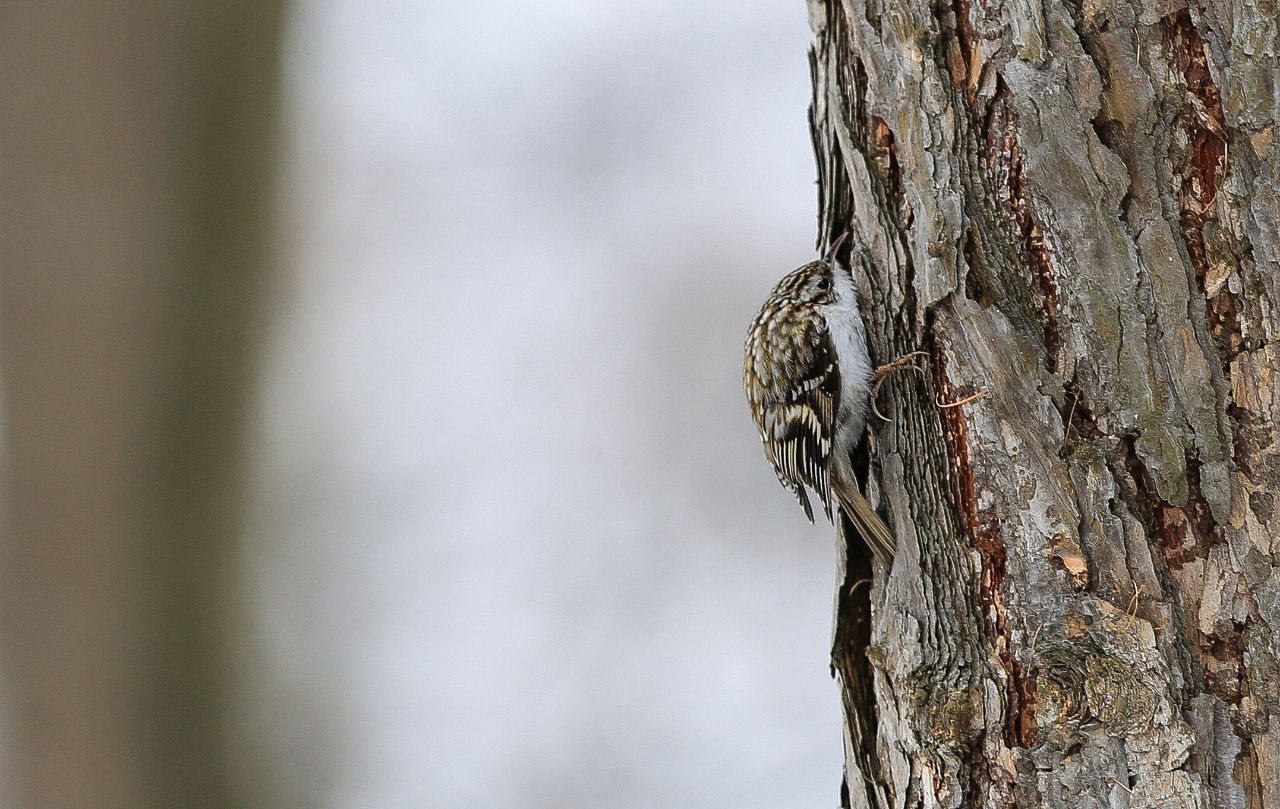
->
[[869, 352, 929, 421], [868, 351, 989, 419], [872, 351, 930, 384]]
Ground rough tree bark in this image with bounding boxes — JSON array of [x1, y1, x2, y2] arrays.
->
[[807, 0, 1280, 806]]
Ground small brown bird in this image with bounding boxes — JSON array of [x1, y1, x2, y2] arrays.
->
[[743, 238, 896, 563]]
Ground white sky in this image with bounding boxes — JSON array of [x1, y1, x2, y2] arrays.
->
[[246, 2, 845, 806]]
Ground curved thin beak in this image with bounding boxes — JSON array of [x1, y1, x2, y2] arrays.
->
[[824, 230, 850, 264]]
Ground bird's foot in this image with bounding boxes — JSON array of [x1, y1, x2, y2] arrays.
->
[[937, 388, 988, 409], [872, 351, 929, 383], [869, 351, 988, 420], [870, 352, 929, 421]]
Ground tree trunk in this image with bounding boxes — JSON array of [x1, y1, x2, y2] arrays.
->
[[0, 5, 283, 806], [808, 0, 1280, 806]]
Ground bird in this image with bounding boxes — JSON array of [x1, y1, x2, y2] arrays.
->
[[742, 236, 899, 563]]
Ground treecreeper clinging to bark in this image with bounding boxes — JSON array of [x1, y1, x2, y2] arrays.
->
[[743, 234, 986, 562], [742, 234, 902, 563]]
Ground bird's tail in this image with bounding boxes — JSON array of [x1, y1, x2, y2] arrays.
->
[[831, 468, 895, 564]]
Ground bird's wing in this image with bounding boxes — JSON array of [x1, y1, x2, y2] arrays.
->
[[759, 324, 839, 523], [760, 326, 896, 562]]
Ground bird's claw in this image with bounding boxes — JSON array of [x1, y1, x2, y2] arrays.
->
[[870, 351, 930, 422], [869, 351, 987, 421]]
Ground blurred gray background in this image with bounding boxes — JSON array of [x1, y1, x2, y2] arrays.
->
[[252, 2, 842, 806], [0, 2, 843, 807]]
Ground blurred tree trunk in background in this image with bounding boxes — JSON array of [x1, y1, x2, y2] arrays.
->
[[808, 0, 1280, 806], [0, 4, 283, 807]]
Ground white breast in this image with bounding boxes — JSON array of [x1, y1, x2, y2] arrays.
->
[[821, 264, 873, 443]]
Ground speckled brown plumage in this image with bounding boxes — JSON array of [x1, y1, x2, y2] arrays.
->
[[743, 255, 895, 562]]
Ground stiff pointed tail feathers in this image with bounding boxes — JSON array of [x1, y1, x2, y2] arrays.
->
[[831, 468, 896, 563]]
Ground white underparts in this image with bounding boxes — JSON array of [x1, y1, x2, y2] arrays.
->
[[821, 263, 873, 460]]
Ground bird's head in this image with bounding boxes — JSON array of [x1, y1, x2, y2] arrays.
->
[[770, 260, 834, 306]]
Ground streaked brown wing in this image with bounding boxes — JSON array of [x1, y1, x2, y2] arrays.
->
[[760, 332, 839, 523]]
